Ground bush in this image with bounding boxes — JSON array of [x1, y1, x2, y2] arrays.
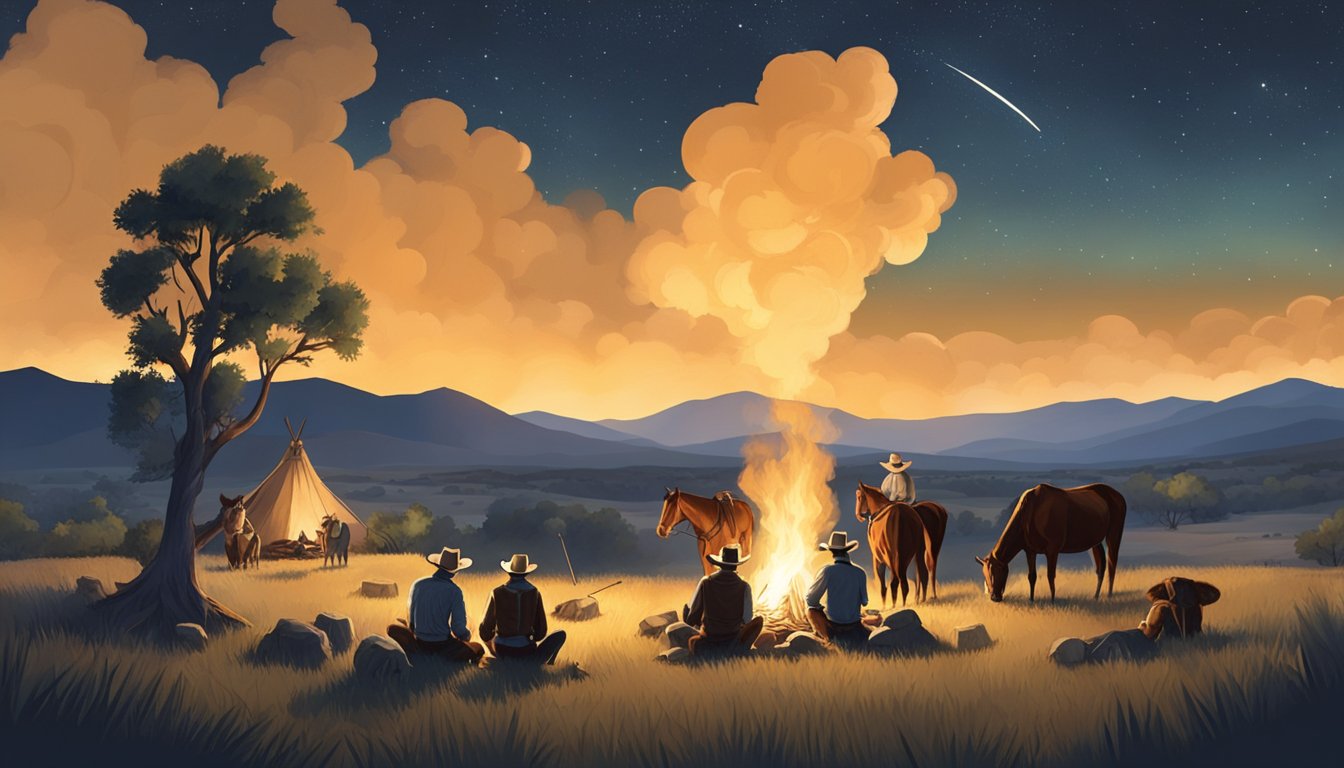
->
[[953, 509, 995, 537], [118, 519, 164, 565], [44, 502, 127, 558], [0, 499, 40, 560], [1296, 509, 1344, 567]]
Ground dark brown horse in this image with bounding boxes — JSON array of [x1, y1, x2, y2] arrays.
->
[[656, 488, 754, 576], [220, 494, 260, 570], [855, 482, 932, 606], [976, 483, 1126, 602], [909, 500, 948, 600]]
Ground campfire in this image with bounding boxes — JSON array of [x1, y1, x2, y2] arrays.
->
[[740, 401, 840, 635]]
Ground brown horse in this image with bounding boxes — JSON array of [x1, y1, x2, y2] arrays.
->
[[656, 487, 754, 576], [976, 483, 1126, 603], [220, 494, 260, 570], [855, 482, 932, 606], [909, 500, 948, 600]]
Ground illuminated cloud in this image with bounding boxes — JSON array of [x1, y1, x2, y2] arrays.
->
[[1, 0, 1341, 421]]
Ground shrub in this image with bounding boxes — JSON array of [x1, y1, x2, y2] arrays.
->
[[1295, 508, 1344, 567], [0, 500, 40, 560], [44, 503, 127, 557], [118, 519, 164, 565]]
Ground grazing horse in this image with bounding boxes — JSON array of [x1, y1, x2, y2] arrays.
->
[[318, 514, 350, 567], [855, 482, 932, 606], [976, 483, 1127, 603], [220, 494, 260, 570], [656, 487, 754, 576]]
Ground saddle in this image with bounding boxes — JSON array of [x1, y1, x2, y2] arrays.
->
[[709, 492, 739, 540]]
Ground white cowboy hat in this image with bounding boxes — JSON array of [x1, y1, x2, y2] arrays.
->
[[706, 543, 750, 569], [819, 531, 861, 553], [880, 452, 913, 473], [427, 546, 472, 573], [501, 553, 539, 575]]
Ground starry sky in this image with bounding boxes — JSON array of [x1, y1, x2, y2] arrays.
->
[[3, 0, 1339, 341]]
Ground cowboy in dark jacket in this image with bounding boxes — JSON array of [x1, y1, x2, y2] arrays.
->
[[684, 544, 764, 655], [479, 553, 567, 665]]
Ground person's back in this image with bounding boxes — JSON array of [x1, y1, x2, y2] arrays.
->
[[809, 559, 868, 624], [695, 570, 750, 637], [479, 554, 567, 665], [409, 571, 467, 642]]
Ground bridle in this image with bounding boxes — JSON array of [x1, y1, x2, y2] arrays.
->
[[856, 484, 895, 526], [664, 489, 734, 542]]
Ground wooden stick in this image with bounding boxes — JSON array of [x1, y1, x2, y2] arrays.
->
[[558, 533, 577, 585], [587, 580, 622, 598]]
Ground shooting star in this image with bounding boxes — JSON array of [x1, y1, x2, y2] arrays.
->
[[944, 63, 1041, 133]]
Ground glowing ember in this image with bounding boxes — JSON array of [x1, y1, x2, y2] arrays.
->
[[740, 400, 839, 630]]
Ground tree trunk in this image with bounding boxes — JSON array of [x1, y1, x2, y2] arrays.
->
[[95, 401, 248, 636]]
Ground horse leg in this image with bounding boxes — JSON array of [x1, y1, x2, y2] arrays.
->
[[914, 554, 929, 604], [1106, 527, 1123, 598], [875, 559, 888, 608], [1046, 549, 1060, 602], [896, 562, 909, 607], [926, 549, 938, 601], [1026, 552, 1038, 602], [1090, 544, 1106, 599]]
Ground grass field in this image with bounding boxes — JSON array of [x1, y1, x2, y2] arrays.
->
[[1, 555, 1340, 767]]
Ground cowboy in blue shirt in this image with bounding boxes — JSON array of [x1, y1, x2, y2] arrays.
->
[[387, 546, 485, 663], [806, 531, 870, 645]]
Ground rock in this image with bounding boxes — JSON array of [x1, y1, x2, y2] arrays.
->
[[254, 619, 331, 669], [955, 623, 993, 652], [553, 597, 600, 621], [74, 576, 107, 604], [656, 647, 690, 664], [663, 621, 697, 650], [1084, 629, 1157, 664], [639, 610, 678, 637], [1049, 637, 1087, 667], [313, 613, 355, 654], [354, 634, 412, 680], [867, 624, 939, 655], [360, 580, 399, 598], [881, 609, 922, 631], [174, 623, 207, 652], [775, 631, 828, 656], [752, 630, 779, 651]]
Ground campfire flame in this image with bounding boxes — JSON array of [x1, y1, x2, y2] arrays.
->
[[739, 400, 839, 630]]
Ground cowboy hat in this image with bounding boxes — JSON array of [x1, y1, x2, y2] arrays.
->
[[819, 531, 861, 553], [706, 543, 750, 569], [427, 546, 472, 573], [501, 553, 539, 575], [880, 452, 912, 473]]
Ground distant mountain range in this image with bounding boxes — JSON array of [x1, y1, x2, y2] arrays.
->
[[3, 366, 1343, 474]]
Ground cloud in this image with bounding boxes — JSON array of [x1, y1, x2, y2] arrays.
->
[[1, 0, 1341, 422]]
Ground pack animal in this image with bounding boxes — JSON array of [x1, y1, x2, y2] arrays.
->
[[318, 513, 350, 567], [656, 488, 754, 576], [219, 494, 260, 570]]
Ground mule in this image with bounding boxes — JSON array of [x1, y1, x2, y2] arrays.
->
[[220, 494, 260, 570], [855, 482, 932, 606], [656, 487, 754, 576], [319, 514, 350, 567], [976, 483, 1126, 602]]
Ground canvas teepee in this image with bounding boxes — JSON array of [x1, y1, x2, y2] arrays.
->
[[244, 418, 366, 550]]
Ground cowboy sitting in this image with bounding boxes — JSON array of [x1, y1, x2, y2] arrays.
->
[[880, 452, 916, 503], [387, 546, 486, 663], [1139, 576, 1221, 640], [805, 531, 870, 646], [684, 544, 764, 656], [479, 554, 567, 665]]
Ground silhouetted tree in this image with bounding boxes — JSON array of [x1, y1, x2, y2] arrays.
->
[[96, 146, 368, 634]]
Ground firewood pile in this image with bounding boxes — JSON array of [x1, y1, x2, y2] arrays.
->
[[263, 538, 323, 560], [758, 574, 813, 635]]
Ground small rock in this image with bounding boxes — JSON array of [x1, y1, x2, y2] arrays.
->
[[881, 609, 922, 631], [553, 597, 600, 621], [360, 580, 399, 598], [1049, 637, 1087, 667], [74, 576, 107, 604], [775, 631, 828, 655], [955, 623, 993, 652], [867, 624, 939, 655], [663, 621, 697, 650], [254, 619, 331, 669], [313, 613, 355, 654], [752, 630, 779, 651], [639, 610, 678, 637], [174, 623, 207, 652], [354, 634, 412, 680], [656, 647, 690, 664], [1084, 629, 1157, 664]]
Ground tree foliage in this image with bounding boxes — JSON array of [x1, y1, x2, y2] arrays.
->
[[1296, 508, 1344, 567]]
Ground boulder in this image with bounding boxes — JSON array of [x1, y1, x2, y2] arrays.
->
[[881, 609, 922, 631], [867, 624, 938, 655], [1049, 637, 1087, 667], [74, 576, 107, 604], [639, 610, 679, 637], [1084, 629, 1157, 664], [656, 647, 690, 664], [313, 613, 355, 654], [254, 619, 331, 669], [360, 580, 399, 598], [663, 621, 697, 650], [955, 623, 993, 652], [752, 630, 779, 651], [354, 634, 412, 680], [174, 623, 207, 652], [775, 631, 828, 656], [553, 597, 600, 621]]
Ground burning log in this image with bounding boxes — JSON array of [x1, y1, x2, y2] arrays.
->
[[757, 572, 813, 635]]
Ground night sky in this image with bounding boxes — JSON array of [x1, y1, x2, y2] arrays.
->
[[4, 0, 1339, 339]]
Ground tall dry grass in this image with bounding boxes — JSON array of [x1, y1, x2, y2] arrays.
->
[[1, 555, 1339, 767]]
